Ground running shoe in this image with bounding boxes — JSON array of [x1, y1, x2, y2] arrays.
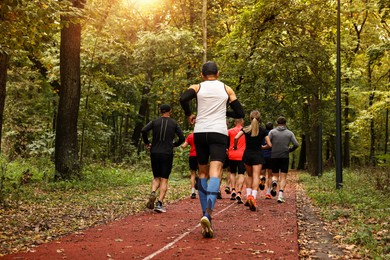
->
[[217, 190, 223, 199], [244, 197, 250, 207], [200, 216, 213, 238], [277, 197, 285, 203], [259, 176, 266, 190], [191, 193, 196, 199], [154, 201, 166, 213], [146, 191, 156, 209], [265, 194, 272, 199], [236, 195, 243, 204], [230, 191, 237, 200], [271, 181, 277, 197], [247, 195, 257, 211], [225, 186, 231, 194]]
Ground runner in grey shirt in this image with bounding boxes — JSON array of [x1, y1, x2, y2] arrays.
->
[[268, 116, 299, 203]]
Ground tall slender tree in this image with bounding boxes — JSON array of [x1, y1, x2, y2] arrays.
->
[[55, 0, 85, 179], [0, 53, 8, 153]]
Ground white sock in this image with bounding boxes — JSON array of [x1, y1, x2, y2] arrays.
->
[[191, 188, 195, 193], [252, 189, 258, 199], [246, 188, 252, 197], [266, 188, 271, 194], [278, 191, 283, 198]]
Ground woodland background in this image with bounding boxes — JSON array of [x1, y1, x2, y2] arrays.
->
[[0, 0, 389, 178]]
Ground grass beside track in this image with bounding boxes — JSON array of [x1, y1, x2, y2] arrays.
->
[[298, 168, 390, 259], [0, 159, 190, 256]]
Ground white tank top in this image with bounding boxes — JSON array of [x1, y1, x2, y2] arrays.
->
[[194, 80, 228, 135]]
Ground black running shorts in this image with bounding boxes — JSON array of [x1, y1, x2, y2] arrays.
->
[[189, 156, 198, 171], [271, 158, 289, 173], [229, 160, 245, 174], [150, 153, 174, 179], [194, 132, 227, 165], [262, 157, 272, 170], [243, 150, 265, 166]]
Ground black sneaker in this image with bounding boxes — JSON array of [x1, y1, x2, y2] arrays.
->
[[259, 176, 266, 190], [146, 191, 156, 209], [154, 201, 166, 213], [191, 193, 196, 199], [236, 195, 243, 204], [271, 181, 277, 197], [225, 187, 231, 194], [230, 191, 237, 200], [217, 191, 222, 199]]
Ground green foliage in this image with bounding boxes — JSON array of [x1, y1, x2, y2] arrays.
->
[[299, 169, 390, 259], [1, 0, 389, 170]]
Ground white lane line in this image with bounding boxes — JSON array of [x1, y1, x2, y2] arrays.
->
[[142, 202, 236, 260]]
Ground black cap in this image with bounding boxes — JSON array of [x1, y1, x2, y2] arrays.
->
[[202, 61, 218, 76], [160, 104, 171, 113]]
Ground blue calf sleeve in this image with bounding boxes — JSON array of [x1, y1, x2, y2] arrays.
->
[[206, 177, 220, 212], [198, 178, 208, 213]]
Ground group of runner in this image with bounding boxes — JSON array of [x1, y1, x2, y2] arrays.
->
[[141, 61, 299, 238]]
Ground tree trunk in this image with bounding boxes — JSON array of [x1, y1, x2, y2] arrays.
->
[[368, 64, 376, 166], [131, 70, 153, 152], [369, 92, 376, 165], [0, 53, 9, 153], [55, 0, 84, 180], [202, 0, 207, 63], [343, 91, 350, 167], [385, 107, 389, 156], [297, 134, 306, 170], [307, 91, 320, 176]]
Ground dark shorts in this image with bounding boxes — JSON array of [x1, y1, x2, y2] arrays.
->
[[262, 157, 272, 170], [189, 156, 198, 171], [243, 150, 265, 166], [150, 153, 173, 179], [271, 158, 289, 173], [229, 160, 245, 174], [194, 132, 227, 165], [223, 156, 230, 169]]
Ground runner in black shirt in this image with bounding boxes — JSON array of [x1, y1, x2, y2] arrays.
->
[[141, 104, 185, 212]]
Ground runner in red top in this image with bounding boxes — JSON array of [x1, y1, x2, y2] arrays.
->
[[227, 118, 246, 203], [181, 132, 198, 199]]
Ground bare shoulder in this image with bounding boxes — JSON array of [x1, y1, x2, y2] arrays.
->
[[224, 85, 237, 102], [189, 84, 200, 92]]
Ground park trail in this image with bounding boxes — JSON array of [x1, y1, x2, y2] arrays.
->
[[2, 174, 299, 260]]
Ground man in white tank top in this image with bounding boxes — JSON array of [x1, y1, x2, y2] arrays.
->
[[180, 61, 244, 238]]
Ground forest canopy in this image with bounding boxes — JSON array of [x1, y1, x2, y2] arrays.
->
[[0, 0, 389, 178]]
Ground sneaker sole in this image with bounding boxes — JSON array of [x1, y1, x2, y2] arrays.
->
[[200, 217, 213, 238], [271, 182, 277, 197], [146, 194, 156, 209], [248, 200, 256, 211], [154, 207, 166, 213], [277, 199, 285, 203]]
